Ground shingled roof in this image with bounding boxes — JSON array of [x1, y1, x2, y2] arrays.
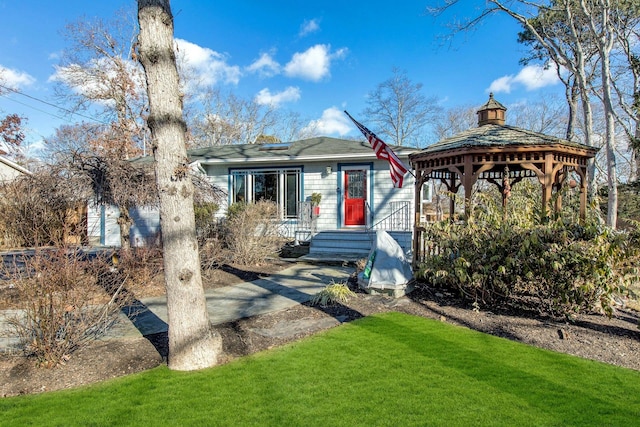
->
[[418, 123, 595, 155], [188, 136, 417, 164]]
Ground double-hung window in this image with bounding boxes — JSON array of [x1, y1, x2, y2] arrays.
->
[[231, 168, 301, 218]]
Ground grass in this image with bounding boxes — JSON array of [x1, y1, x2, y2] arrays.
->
[[1, 312, 639, 426]]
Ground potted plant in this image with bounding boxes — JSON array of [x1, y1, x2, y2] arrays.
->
[[310, 192, 322, 216]]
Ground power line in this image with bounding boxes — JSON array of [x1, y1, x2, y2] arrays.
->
[[1, 94, 69, 122], [0, 83, 110, 125]]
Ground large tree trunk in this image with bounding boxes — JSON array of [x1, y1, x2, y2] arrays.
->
[[137, 0, 221, 370], [601, 57, 618, 228], [581, 0, 617, 228]]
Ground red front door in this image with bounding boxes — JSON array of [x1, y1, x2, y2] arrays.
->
[[344, 169, 367, 226]]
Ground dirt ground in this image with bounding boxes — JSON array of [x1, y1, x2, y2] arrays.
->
[[1, 258, 639, 398]]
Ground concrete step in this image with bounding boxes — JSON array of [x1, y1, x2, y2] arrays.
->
[[309, 230, 372, 257], [306, 230, 413, 263]]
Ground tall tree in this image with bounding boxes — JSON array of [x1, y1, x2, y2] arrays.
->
[[51, 11, 152, 244], [606, 1, 640, 181], [364, 67, 441, 147], [0, 114, 26, 157], [189, 88, 316, 146], [190, 87, 277, 146], [579, 0, 619, 227], [53, 9, 147, 160], [137, 0, 221, 370], [433, 104, 477, 140], [427, 0, 637, 228]]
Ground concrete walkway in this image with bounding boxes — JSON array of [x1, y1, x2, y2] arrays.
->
[[0, 262, 354, 351]]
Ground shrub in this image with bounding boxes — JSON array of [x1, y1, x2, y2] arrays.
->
[[416, 183, 640, 318], [194, 202, 220, 244], [310, 282, 356, 306], [0, 168, 91, 248], [4, 249, 133, 367], [226, 201, 248, 220], [199, 237, 226, 272], [224, 200, 285, 266], [113, 246, 164, 295]]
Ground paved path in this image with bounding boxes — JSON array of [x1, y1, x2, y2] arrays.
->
[[0, 262, 354, 351]]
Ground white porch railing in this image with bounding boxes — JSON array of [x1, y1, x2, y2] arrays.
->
[[369, 201, 411, 232]]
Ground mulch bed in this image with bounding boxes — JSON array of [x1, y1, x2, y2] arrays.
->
[[1, 260, 639, 397]]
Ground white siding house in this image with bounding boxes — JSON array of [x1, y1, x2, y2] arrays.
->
[[96, 137, 422, 247]]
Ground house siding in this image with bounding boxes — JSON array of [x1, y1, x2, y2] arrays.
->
[[369, 161, 414, 226], [98, 138, 419, 246], [87, 204, 160, 247]]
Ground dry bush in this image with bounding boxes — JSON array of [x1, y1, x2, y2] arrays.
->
[[224, 201, 286, 266], [0, 168, 91, 248], [4, 249, 133, 367], [113, 247, 164, 295], [199, 238, 226, 272]]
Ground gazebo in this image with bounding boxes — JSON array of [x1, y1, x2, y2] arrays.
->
[[409, 94, 598, 264]]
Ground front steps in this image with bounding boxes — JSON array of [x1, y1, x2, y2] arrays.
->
[[299, 229, 412, 263]]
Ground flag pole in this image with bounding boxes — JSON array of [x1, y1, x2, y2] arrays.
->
[[344, 110, 416, 179]]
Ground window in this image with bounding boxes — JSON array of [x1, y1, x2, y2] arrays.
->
[[231, 168, 301, 218]]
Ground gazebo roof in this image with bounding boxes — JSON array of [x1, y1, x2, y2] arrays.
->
[[417, 123, 595, 156]]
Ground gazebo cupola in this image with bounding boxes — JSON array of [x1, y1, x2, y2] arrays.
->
[[477, 92, 507, 126]]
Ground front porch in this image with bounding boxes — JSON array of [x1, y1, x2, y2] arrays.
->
[[296, 201, 413, 263]]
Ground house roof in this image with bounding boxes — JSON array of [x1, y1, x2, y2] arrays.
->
[[185, 136, 418, 165], [416, 124, 596, 155], [0, 155, 31, 176]]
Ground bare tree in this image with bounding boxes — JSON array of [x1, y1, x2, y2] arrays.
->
[[579, 0, 619, 227], [0, 73, 27, 158], [53, 9, 147, 160], [427, 0, 635, 227], [189, 87, 321, 146], [363, 67, 442, 147], [508, 94, 570, 137], [606, 2, 640, 181], [0, 114, 26, 157], [138, 0, 221, 370], [433, 104, 477, 140], [190, 87, 279, 146], [50, 11, 155, 242], [274, 109, 320, 141]]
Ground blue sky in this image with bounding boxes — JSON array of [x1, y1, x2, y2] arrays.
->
[[0, 0, 564, 152]]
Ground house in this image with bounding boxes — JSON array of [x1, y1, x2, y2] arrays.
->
[[0, 155, 30, 182], [91, 137, 427, 256]]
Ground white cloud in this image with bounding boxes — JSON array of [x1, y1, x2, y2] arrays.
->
[[488, 64, 560, 94], [284, 44, 347, 82], [488, 76, 515, 94], [299, 19, 320, 37], [254, 86, 301, 107], [246, 52, 281, 77], [0, 66, 35, 89], [304, 107, 352, 136], [175, 38, 241, 86]]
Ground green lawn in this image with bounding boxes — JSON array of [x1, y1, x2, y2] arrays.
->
[[2, 312, 639, 426]]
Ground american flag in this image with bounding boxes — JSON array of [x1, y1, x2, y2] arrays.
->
[[344, 111, 410, 188]]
